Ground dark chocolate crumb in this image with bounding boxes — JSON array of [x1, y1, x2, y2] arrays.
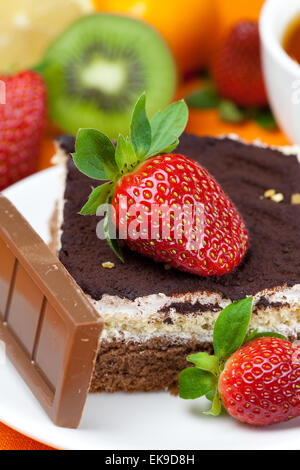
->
[[163, 317, 174, 325], [160, 301, 221, 315], [253, 296, 289, 313]]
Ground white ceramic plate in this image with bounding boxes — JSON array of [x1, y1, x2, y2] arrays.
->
[[2, 167, 300, 450]]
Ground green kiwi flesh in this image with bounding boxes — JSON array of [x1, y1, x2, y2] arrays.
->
[[40, 14, 177, 138]]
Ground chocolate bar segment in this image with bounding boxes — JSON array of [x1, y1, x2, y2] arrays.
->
[[0, 238, 16, 319], [0, 195, 103, 428]]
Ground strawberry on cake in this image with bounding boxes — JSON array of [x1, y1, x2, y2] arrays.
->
[[51, 96, 300, 393]]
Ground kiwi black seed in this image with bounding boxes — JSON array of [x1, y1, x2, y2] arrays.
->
[[40, 14, 177, 139]]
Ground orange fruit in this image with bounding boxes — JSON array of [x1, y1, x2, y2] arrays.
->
[[215, 0, 265, 38], [92, 0, 218, 76], [176, 79, 290, 147], [187, 109, 290, 147]]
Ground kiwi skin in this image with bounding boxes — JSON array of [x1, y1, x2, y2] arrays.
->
[[40, 13, 177, 139]]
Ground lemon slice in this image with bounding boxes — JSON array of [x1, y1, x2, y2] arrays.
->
[[0, 0, 93, 72]]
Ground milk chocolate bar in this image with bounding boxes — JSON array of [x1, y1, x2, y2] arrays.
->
[[0, 195, 103, 428]]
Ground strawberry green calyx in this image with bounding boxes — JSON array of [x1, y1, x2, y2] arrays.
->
[[178, 297, 289, 415], [72, 93, 188, 260]]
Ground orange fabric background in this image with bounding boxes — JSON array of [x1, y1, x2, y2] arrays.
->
[[0, 0, 289, 450]]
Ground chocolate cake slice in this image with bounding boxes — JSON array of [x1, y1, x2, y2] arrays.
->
[[52, 133, 300, 393]]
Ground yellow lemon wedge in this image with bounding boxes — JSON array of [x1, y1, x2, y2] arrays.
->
[[0, 0, 94, 72]]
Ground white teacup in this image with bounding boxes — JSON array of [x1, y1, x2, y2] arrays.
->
[[260, 0, 300, 144]]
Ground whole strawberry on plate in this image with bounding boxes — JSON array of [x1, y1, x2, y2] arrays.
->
[[0, 70, 47, 191], [179, 297, 300, 426], [73, 94, 249, 277]]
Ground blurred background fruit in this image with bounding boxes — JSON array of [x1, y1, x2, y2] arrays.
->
[[92, 0, 218, 76], [0, 70, 47, 190], [39, 13, 176, 139], [0, 0, 290, 182], [212, 21, 268, 107], [176, 79, 289, 147], [215, 0, 265, 38], [0, 0, 93, 71]]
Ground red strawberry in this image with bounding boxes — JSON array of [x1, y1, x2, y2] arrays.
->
[[212, 21, 268, 107], [74, 94, 249, 277], [112, 153, 248, 276], [219, 337, 300, 426], [0, 71, 47, 191], [179, 298, 300, 427]]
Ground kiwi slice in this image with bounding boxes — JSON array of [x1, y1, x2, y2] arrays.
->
[[40, 14, 177, 138]]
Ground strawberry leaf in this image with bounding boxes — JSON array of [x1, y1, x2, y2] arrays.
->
[[213, 297, 253, 362], [244, 329, 288, 344], [80, 181, 114, 215], [115, 135, 138, 174], [160, 138, 179, 154], [205, 389, 216, 402], [146, 100, 188, 158], [219, 100, 249, 123], [186, 84, 220, 109], [73, 128, 118, 181], [130, 93, 151, 160], [254, 109, 277, 130], [204, 391, 222, 416], [187, 353, 220, 376], [103, 198, 124, 262], [179, 368, 217, 400]]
